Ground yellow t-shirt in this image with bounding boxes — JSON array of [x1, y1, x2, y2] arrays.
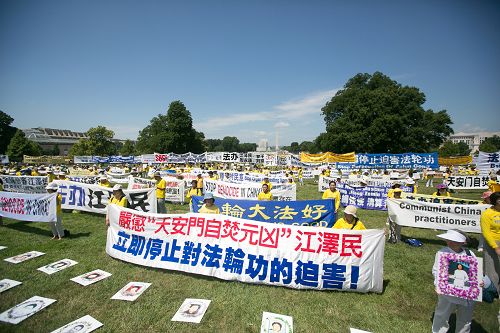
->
[[100, 181, 111, 188], [487, 180, 498, 192], [186, 188, 201, 202], [480, 207, 500, 249], [332, 217, 366, 230], [322, 189, 341, 211], [156, 178, 166, 199], [110, 196, 128, 208], [261, 181, 272, 190], [196, 177, 203, 190], [198, 204, 220, 214], [257, 191, 273, 201], [56, 193, 62, 215]]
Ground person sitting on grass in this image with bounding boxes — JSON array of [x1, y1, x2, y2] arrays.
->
[[332, 205, 366, 230], [432, 184, 451, 197]]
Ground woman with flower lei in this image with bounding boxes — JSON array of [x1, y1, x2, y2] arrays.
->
[[431, 229, 483, 333]]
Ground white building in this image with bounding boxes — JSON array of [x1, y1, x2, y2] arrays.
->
[[449, 132, 500, 153], [256, 139, 269, 152]]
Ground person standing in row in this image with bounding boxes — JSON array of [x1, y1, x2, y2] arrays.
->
[[186, 180, 202, 211], [154, 172, 167, 214], [322, 180, 341, 214], [258, 183, 273, 201]]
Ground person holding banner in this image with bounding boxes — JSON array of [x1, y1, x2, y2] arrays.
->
[[432, 230, 480, 333], [58, 172, 67, 181], [110, 185, 128, 208], [99, 176, 111, 188], [332, 205, 366, 230], [487, 175, 498, 192], [186, 180, 202, 210], [198, 193, 220, 214], [196, 174, 204, 194], [433, 184, 451, 197], [262, 177, 273, 190], [322, 181, 341, 213], [154, 172, 167, 214], [257, 184, 273, 201], [387, 188, 403, 243], [46, 182, 64, 240]]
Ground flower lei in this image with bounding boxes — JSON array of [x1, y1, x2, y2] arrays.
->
[[437, 252, 480, 300]]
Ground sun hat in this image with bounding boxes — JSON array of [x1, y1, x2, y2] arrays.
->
[[203, 193, 215, 202], [344, 205, 357, 217], [46, 182, 58, 190], [437, 230, 466, 243], [112, 184, 122, 191], [436, 184, 448, 190]]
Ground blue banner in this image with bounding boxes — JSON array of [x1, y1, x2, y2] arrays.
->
[[337, 182, 413, 211], [191, 196, 336, 228], [355, 153, 438, 169]]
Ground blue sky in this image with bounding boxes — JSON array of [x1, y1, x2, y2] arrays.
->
[[1, 0, 499, 146]]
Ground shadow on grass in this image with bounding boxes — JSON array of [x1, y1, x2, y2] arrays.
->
[[430, 312, 489, 333], [4, 221, 91, 239]]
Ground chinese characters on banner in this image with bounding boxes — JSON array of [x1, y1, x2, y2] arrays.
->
[[0, 176, 48, 193], [191, 196, 336, 228], [0, 192, 57, 222], [106, 205, 385, 292], [52, 180, 157, 214], [447, 176, 489, 190], [475, 151, 500, 171], [355, 153, 438, 169], [387, 199, 488, 233], [204, 179, 296, 201]]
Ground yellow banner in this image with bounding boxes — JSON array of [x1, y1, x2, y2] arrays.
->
[[23, 155, 72, 164], [300, 152, 356, 163], [438, 156, 472, 166]]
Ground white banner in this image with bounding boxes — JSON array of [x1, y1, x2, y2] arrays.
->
[[447, 176, 489, 190], [0, 176, 49, 193], [204, 179, 296, 201], [52, 180, 157, 214], [0, 192, 57, 222], [106, 205, 385, 292], [128, 177, 156, 189], [217, 171, 289, 185], [476, 151, 500, 171], [0, 155, 9, 164], [387, 199, 489, 233], [164, 177, 185, 203]]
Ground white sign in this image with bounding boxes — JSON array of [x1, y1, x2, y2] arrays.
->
[[0, 296, 56, 324], [0, 192, 57, 222], [0, 175, 48, 193], [387, 199, 488, 233], [260, 312, 293, 333], [50, 315, 103, 333], [0, 279, 22, 294], [476, 151, 500, 171], [4, 251, 45, 264], [171, 298, 211, 324], [447, 176, 489, 190], [38, 259, 78, 275], [204, 179, 296, 201], [111, 282, 151, 302], [71, 269, 112, 286]]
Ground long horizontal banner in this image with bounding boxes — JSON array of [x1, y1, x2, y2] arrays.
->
[[191, 196, 336, 228], [404, 193, 482, 205], [217, 171, 290, 185], [387, 199, 488, 233], [73, 156, 140, 164], [438, 156, 472, 166], [106, 205, 384, 292], [447, 176, 489, 190], [0, 191, 57, 222], [0, 176, 48, 193], [204, 179, 296, 201], [356, 153, 438, 169], [52, 180, 157, 214], [23, 155, 71, 164], [476, 151, 500, 171], [67, 176, 100, 185], [300, 152, 356, 163]]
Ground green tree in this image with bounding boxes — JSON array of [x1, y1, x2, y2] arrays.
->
[[69, 126, 116, 156], [318, 72, 453, 153], [205, 139, 222, 152], [6, 129, 42, 161], [438, 141, 471, 157], [479, 135, 500, 152], [51, 144, 60, 156], [299, 141, 320, 153], [238, 143, 257, 152], [136, 101, 204, 153], [290, 142, 300, 153], [221, 136, 240, 151], [120, 139, 136, 156], [0, 111, 17, 154]]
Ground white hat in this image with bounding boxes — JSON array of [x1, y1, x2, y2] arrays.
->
[[58, 171, 66, 176], [112, 184, 123, 191], [437, 230, 466, 243], [46, 182, 58, 190], [406, 178, 415, 185], [344, 205, 357, 218], [100, 175, 108, 180]]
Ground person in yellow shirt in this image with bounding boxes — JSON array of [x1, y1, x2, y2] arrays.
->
[[262, 177, 273, 190], [258, 184, 273, 201], [198, 193, 220, 214], [109, 184, 128, 208], [31, 167, 39, 176], [196, 174, 204, 193], [154, 171, 167, 214], [208, 171, 218, 181], [487, 175, 498, 192], [47, 169, 56, 183], [57, 172, 67, 181], [332, 205, 366, 230], [432, 184, 450, 197], [481, 192, 500, 304], [186, 180, 202, 211], [99, 176, 111, 188], [46, 182, 64, 239], [298, 168, 303, 186], [322, 181, 341, 213]]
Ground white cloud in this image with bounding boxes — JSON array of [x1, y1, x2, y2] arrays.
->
[[274, 121, 290, 128], [455, 123, 487, 133], [273, 89, 338, 118]]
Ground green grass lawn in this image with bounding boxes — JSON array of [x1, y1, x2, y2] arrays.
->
[[0, 180, 497, 332]]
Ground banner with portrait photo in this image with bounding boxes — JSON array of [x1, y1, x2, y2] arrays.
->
[[387, 199, 488, 233], [106, 205, 385, 293], [436, 252, 483, 301], [52, 180, 157, 214], [0, 192, 57, 222]]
